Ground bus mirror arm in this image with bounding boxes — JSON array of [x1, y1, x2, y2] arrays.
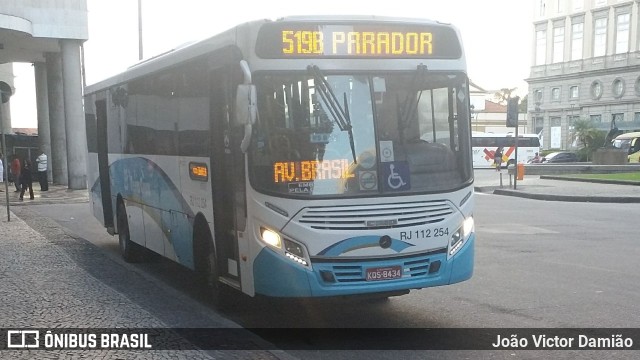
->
[[240, 59, 252, 84]]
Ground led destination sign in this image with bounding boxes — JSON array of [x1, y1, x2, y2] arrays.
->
[[274, 159, 354, 183], [256, 22, 462, 59], [282, 30, 432, 56]]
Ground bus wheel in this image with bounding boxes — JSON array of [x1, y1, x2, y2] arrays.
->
[[205, 249, 225, 307], [194, 222, 229, 308], [117, 202, 142, 263]]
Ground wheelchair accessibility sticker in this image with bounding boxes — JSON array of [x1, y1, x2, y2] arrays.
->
[[382, 161, 410, 191]]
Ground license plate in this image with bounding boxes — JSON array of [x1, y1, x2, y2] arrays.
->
[[366, 266, 402, 281]]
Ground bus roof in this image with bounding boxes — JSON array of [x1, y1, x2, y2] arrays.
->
[[85, 15, 464, 95]]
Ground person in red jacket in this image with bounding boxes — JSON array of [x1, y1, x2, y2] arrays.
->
[[11, 154, 21, 192]]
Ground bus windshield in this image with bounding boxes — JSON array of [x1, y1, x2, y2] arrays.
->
[[612, 138, 632, 151], [249, 71, 472, 197]]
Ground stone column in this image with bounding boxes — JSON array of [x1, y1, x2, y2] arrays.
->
[[46, 52, 68, 185], [61, 40, 87, 190], [0, 64, 12, 133], [34, 62, 52, 181], [1, 101, 11, 134]]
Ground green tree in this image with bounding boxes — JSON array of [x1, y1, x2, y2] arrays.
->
[[571, 118, 605, 161], [518, 94, 528, 113], [493, 87, 517, 105]]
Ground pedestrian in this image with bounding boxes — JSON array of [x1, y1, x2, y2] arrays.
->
[[36, 150, 48, 191], [19, 159, 34, 201], [11, 154, 21, 192], [530, 152, 542, 164], [494, 146, 504, 171]]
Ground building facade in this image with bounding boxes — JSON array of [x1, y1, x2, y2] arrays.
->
[[527, 0, 640, 150]]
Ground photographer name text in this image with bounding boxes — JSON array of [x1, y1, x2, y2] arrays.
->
[[492, 334, 633, 349]]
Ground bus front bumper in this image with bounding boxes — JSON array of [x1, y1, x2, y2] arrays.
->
[[253, 234, 475, 298]]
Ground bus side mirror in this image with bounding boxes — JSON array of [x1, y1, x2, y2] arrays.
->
[[235, 84, 257, 126]]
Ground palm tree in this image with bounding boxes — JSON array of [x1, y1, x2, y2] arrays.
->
[[571, 118, 602, 161]]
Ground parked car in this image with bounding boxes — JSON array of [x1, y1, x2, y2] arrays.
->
[[540, 151, 579, 163]]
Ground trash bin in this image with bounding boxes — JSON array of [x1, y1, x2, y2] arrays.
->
[[517, 162, 525, 180]]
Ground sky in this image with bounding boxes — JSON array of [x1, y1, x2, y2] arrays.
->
[[10, 0, 533, 128]]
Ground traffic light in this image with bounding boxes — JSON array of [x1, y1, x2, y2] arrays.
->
[[506, 96, 519, 128]]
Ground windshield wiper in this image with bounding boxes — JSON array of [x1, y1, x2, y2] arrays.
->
[[307, 65, 357, 164], [397, 65, 428, 142]]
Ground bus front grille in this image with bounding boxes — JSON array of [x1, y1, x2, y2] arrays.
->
[[298, 200, 453, 231]]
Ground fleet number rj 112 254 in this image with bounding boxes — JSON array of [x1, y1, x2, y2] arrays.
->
[[400, 227, 449, 240]]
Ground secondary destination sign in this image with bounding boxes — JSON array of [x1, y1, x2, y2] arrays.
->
[[256, 22, 462, 59]]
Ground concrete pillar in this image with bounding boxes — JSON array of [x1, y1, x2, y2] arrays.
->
[[0, 64, 13, 134], [45, 52, 68, 185], [34, 62, 52, 182], [61, 40, 87, 190], [1, 102, 11, 134]]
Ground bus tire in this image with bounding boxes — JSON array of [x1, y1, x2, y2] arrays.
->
[[117, 202, 143, 263], [193, 219, 229, 308]]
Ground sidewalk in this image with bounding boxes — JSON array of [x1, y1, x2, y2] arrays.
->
[[0, 183, 89, 206], [0, 204, 288, 359], [474, 171, 640, 203]]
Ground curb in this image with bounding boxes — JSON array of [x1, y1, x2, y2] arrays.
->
[[492, 188, 640, 203], [540, 175, 640, 186], [474, 186, 499, 193]]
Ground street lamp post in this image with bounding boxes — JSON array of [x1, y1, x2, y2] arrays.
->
[[138, 0, 143, 60], [534, 102, 542, 148]]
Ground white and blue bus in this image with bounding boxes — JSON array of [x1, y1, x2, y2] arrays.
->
[[84, 16, 475, 303]]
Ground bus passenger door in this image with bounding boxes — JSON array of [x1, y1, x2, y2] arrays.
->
[[209, 65, 244, 283], [95, 100, 114, 231]]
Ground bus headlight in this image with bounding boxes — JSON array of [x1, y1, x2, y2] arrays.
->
[[259, 227, 310, 267], [260, 227, 282, 248], [450, 216, 474, 256], [463, 216, 474, 237], [284, 238, 309, 266]]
